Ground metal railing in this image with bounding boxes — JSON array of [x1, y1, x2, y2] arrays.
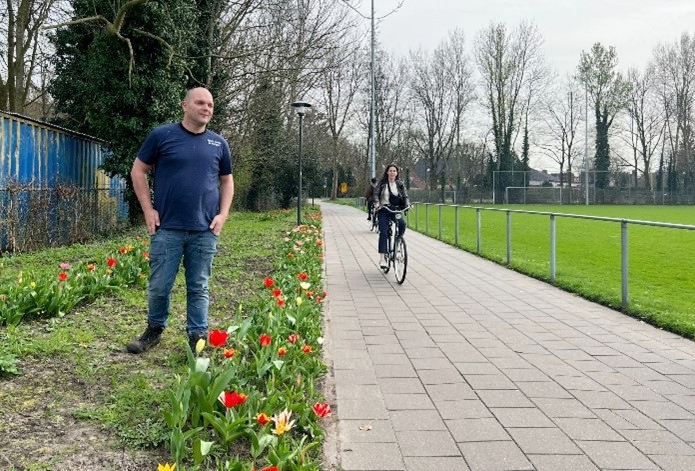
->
[[409, 202, 695, 309]]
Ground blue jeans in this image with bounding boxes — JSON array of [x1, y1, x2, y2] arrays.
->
[[377, 209, 406, 254], [147, 229, 218, 336]]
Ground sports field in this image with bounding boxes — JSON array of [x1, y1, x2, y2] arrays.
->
[[408, 204, 695, 340]]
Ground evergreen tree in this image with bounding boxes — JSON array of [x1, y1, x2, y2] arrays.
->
[[577, 43, 631, 190], [244, 77, 288, 210], [187, 0, 230, 126], [48, 0, 197, 220], [521, 125, 530, 170], [594, 102, 611, 189]]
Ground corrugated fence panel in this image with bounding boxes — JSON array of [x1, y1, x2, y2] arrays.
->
[[48, 127, 60, 186], [19, 121, 33, 182], [0, 112, 104, 186], [0, 111, 129, 252], [0, 115, 20, 182]]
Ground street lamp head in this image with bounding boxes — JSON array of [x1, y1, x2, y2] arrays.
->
[[291, 101, 312, 116]]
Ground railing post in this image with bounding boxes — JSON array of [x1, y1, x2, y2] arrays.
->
[[414, 204, 419, 231], [550, 214, 556, 283], [621, 220, 629, 309], [438, 205, 443, 240], [506, 210, 512, 265], [425, 204, 429, 236], [476, 208, 481, 254], [455, 206, 460, 247]]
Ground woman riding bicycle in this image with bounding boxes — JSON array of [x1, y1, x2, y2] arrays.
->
[[374, 164, 411, 268]]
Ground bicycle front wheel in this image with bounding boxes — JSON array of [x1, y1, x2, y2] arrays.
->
[[393, 236, 407, 284]]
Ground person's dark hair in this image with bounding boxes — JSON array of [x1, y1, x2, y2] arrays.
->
[[371, 177, 377, 184], [379, 164, 400, 183]]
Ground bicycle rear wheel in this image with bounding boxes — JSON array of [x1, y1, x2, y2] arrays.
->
[[393, 236, 407, 284]]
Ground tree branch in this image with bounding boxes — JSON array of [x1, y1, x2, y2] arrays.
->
[[42, 15, 110, 31], [42, 0, 155, 86]]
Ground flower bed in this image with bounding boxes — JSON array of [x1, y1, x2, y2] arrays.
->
[[160, 210, 330, 470]]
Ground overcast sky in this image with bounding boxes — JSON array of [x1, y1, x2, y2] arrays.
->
[[363, 0, 694, 171], [374, 0, 695, 75]]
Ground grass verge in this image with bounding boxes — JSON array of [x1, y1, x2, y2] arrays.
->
[[408, 203, 695, 340], [0, 210, 292, 470]]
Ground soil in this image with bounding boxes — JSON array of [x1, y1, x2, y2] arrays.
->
[[0, 353, 170, 471]]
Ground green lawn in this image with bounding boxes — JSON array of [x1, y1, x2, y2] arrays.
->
[[407, 204, 695, 340]]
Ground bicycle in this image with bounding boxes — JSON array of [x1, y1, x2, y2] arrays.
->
[[378, 205, 409, 284]]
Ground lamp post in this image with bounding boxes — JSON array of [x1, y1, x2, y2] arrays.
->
[[369, 0, 376, 179], [291, 101, 312, 226], [426, 167, 431, 202], [584, 85, 589, 205]]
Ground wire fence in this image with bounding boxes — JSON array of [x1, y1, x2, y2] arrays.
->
[[407, 186, 695, 205], [406, 170, 695, 205], [0, 184, 130, 253], [502, 186, 695, 205]]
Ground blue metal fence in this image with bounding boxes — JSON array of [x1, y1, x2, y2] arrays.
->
[[0, 111, 128, 252]]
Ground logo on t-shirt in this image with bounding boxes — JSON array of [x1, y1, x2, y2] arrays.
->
[[207, 139, 222, 147]]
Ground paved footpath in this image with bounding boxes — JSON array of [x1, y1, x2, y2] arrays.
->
[[319, 201, 695, 471]]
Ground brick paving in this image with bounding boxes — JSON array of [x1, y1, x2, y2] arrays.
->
[[320, 201, 695, 471]]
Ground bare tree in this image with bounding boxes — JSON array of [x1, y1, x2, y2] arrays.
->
[[409, 28, 474, 196], [537, 74, 583, 187], [451, 139, 487, 194], [653, 32, 695, 191], [318, 34, 365, 199], [373, 53, 411, 173], [473, 21, 545, 194], [518, 41, 551, 171], [619, 64, 664, 190], [222, 1, 357, 129], [1, 0, 66, 114], [444, 29, 476, 182]]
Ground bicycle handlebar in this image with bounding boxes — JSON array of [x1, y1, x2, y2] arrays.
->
[[378, 205, 412, 214]]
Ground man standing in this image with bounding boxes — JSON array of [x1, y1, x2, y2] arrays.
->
[[127, 87, 234, 354]]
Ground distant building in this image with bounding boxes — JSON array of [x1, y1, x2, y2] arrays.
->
[[530, 169, 576, 187]]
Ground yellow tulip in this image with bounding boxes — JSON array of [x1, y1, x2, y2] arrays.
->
[[271, 409, 295, 435]]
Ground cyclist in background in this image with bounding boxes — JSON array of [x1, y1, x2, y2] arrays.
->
[[365, 177, 378, 221], [374, 164, 410, 268]]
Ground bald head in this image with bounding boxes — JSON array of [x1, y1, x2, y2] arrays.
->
[[184, 87, 212, 103], [182, 87, 214, 133]]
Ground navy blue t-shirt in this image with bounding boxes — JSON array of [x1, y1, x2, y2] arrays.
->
[[137, 123, 233, 231]]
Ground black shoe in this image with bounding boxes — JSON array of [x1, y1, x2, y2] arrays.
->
[[127, 324, 164, 354], [188, 332, 208, 354]]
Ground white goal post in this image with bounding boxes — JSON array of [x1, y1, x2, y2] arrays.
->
[[504, 186, 568, 204]]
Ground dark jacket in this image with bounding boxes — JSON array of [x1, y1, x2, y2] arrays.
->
[[376, 179, 410, 210], [365, 181, 378, 202]]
